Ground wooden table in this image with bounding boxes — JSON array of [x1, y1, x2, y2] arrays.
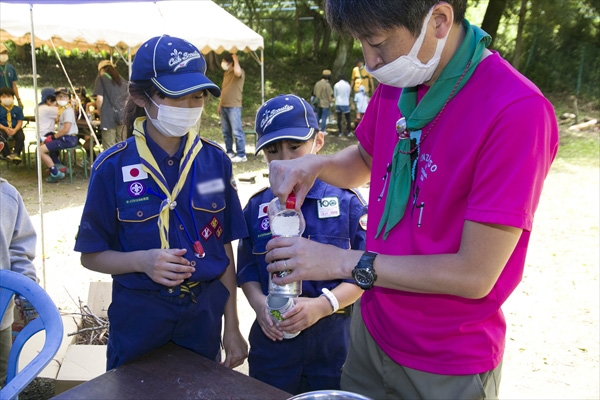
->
[[52, 343, 291, 400]]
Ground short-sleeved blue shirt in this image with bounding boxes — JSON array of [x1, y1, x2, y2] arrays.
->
[[237, 180, 368, 297], [0, 104, 24, 128], [75, 122, 248, 290], [0, 63, 18, 90]]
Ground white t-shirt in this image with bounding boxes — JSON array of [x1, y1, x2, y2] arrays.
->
[[334, 80, 351, 106], [58, 107, 79, 135], [37, 104, 58, 134]]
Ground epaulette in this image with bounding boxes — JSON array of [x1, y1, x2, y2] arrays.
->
[[200, 137, 227, 153], [93, 141, 128, 171], [347, 187, 368, 206], [249, 186, 270, 200]]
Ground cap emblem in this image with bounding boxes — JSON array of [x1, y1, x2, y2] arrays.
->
[[260, 104, 293, 131], [169, 48, 202, 72]]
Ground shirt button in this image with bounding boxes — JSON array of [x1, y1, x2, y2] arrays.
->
[[190, 260, 196, 267], [168, 159, 175, 166], [136, 210, 143, 217], [167, 288, 174, 294], [212, 202, 217, 209], [179, 224, 185, 230]]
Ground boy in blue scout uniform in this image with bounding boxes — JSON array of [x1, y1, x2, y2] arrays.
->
[[237, 94, 368, 394], [74, 35, 249, 371]]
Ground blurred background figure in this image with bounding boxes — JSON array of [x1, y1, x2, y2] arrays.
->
[[0, 42, 23, 109], [93, 60, 128, 150]]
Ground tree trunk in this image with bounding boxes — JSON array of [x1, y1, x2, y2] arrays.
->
[[512, 0, 528, 69], [332, 35, 355, 78], [481, 0, 509, 47]]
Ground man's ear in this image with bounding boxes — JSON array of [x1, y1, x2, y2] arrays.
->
[[433, 3, 454, 39]]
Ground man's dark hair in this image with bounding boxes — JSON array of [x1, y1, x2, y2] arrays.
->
[[222, 53, 234, 64], [326, 0, 466, 38]]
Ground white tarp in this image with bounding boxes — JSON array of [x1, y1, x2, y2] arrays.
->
[[0, 1, 264, 54]]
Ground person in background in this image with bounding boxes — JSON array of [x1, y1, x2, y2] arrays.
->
[[313, 69, 334, 134], [74, 86, 97, 160], [40, 87, 79, 183], [218, 52, 246, 163], [0, 87, 25, 163], [237, 94, 366, 394], [74, 35, 249, 371], [352, 85, 369, 133], [93, 60, 128, 150], [333, 74, 352, 137], [0, 43, 22, 109], [0, 177, 38, 388], [264, 1, 559, 399], [350, 59, 374, 97]]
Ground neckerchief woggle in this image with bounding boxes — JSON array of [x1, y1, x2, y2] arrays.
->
[[133, 117, 203, 249], [376, 20, 491, 240]]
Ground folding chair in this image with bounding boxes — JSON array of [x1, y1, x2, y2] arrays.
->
[[0, 270, 63, 400]]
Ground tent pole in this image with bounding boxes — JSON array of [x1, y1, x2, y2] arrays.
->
[[261, 48, 264, 105], [28, 3, 47, 289]]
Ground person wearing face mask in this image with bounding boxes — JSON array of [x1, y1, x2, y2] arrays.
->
[[93, 59, 128, 151], [0, 43, 22, 110], [39, 87, 79, 182], [236, 94, 367, 394], [74, 35, 249, 372], [263, 1, 559, 399], [0, 87, 25, 163], [218, 52, 246, 162]]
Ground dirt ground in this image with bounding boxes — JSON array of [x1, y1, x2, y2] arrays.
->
[[2, 152, 599, 399]]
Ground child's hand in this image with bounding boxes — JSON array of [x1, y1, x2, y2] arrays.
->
[[277, 296, 330, 333], [142, 248, 195, 287], [257, 300, 284, 341]]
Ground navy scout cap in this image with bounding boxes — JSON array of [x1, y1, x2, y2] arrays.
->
[[254, 94, 318, 155], [131, 35, 221, 98]]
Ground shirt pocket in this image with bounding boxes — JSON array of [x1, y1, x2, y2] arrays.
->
[[117, 202, 161, 251], [192, 192, 226, 213], [252, 236, 270, 256], [307, 235, 351, 250]]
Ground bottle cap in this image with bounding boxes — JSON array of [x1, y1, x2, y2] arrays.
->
[[285, 192, 296, 210]]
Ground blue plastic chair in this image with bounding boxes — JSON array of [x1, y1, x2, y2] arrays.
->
[[0, 270, 63, 400]]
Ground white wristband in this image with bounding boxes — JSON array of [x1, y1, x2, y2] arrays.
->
[[321, 288, 339, 314]]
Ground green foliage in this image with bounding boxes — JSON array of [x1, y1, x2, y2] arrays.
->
[[487, 0, 599, 102]]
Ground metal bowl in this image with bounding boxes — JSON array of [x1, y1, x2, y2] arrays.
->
[[287, 390, 373, 400]]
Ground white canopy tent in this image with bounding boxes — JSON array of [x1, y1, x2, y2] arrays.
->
[[0, 0, 264, 286]]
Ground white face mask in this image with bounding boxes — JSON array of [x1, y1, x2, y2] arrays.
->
[[366, 7, 452, 88], [57, 100, 69, 107], [145, 96, 203, 138], [221, 61, 230, 71], [0, 54, 8, 63], [1, 98, 14, 107]]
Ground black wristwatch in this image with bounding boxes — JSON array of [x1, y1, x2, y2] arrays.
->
[[352, 251, 378, 290]]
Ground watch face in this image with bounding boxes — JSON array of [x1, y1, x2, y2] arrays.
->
[[353, 267, 374, 289]]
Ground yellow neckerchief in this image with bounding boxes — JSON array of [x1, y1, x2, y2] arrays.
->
[[132, 117, 203, 249], [1, 103, 13, 127], [57, 104, 70, 119]]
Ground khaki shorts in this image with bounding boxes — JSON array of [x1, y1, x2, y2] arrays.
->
[[341, 299, 502, 400]]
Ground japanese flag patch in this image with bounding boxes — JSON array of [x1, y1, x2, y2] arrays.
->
[[122, 164, 148, 182], [258, 202, 270, 219]]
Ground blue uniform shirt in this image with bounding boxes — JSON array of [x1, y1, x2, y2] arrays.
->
[[0, 64, 18, 90], [75, 124, 248, 290], [0, 104, 24, 128], [237, 179, 368, 297]]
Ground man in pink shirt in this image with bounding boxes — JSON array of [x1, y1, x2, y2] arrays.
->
[[264, 1, 559, 399]]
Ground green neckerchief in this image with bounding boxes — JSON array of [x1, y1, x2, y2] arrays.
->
[[376, 20, 491, 240], [132, 117, 203, 249]]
